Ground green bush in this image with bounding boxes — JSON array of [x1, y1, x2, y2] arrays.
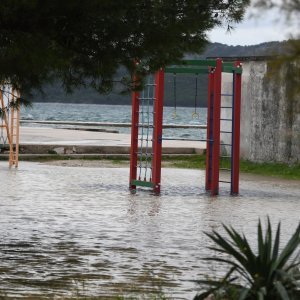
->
[[194, 218, 300, 300]]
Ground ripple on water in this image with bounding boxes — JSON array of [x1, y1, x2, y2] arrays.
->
[[0, 162, 299, 298]]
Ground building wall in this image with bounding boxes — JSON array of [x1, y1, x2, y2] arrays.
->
[[222, 61, 300, 164]]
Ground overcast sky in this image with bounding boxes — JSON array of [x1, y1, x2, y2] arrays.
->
[[208, 8, 296, 46]]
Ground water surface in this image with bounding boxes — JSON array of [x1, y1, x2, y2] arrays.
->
[[0, 162, 299, 298]]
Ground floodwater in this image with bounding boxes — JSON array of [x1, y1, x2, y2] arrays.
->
[[0, 162, 299, 299]]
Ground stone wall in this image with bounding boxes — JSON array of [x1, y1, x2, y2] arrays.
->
[[222, 61, 300, 164]]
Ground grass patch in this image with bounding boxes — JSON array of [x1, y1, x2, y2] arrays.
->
[[2, 154, 299, 180], [163, 155, 300, 180]]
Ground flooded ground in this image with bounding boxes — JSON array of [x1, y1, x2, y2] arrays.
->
[[0, 161, 299, 299]]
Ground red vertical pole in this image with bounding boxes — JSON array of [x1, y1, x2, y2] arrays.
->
[[231, 61, 242, 195], [129, 74, 140, 191], [205, 67, 215, 191], [210, 58, 222, 196], [152, 68, 165, 194]]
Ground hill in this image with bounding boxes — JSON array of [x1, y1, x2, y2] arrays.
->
[[29, 41, 285, 107]]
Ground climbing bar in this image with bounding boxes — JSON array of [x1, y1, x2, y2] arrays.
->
[[138, 97, 155, 101], [219, 180, 231, 184], [160, 137, 212, 142]]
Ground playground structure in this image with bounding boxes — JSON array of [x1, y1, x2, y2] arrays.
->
[[129, 59, 242, 196], [0, 86, 21, 167]]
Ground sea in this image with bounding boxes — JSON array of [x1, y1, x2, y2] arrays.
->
[[22, 102, 208, 139]]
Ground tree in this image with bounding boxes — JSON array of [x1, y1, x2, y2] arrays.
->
[[0, 0, 250, 95]]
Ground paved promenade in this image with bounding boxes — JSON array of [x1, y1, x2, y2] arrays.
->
[[19, 126, 206, 154]]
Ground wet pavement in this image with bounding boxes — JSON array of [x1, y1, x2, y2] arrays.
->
[[0, 162, 299, 299]]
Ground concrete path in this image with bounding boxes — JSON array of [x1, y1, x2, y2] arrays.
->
[[19, 126, 206, 154]]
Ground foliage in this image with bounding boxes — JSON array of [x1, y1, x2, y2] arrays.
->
[[194, 218, 300, 299], [0, 0, 249, 95], [0, 88, 31, 119]]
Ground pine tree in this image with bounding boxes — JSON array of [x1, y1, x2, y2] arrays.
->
[[0, 0, 249, 94]]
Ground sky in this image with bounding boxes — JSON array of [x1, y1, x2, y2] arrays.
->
[[208, 8, 297, 46]]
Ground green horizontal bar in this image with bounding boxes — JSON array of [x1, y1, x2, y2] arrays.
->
[[222, 62, 233, 67], [222, 66, 243, 74], [180, 60, 217, 67], [178, 60, 236, 68], [165, 66, 242, 75], [131, 180, 154, 188], [165, 67, 209, 74]]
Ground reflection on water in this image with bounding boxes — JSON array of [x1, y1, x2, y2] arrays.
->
[[0, 162, 299, 298]]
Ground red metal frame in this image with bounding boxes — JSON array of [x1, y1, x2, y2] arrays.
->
[[152, 69, 165, 194], [129, 76, 140, 191], [231, 61, 242, 195], [210, 58, 222, 196], [130, 59, 242, 196]]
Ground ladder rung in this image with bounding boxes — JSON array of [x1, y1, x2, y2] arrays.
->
[[138, 125, 154, 128], [220, 131, 232, 134], [135, 152, 154, 155], [221, 106, 232, 109], [221, 93, 233, 96], [139, 97, 155, 101], [220, 118, 232, 121], [220, 168, 231, 171], [220, 143, 232, 146], [219, 180, 231, 183]]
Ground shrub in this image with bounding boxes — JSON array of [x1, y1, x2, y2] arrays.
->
[[194, 218, 300, 300]]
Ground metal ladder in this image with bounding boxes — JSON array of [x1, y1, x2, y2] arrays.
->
[[219, 92, 234, 189]]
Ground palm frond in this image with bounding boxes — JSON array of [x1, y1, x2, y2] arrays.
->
[[196, 217, 300, 300]]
